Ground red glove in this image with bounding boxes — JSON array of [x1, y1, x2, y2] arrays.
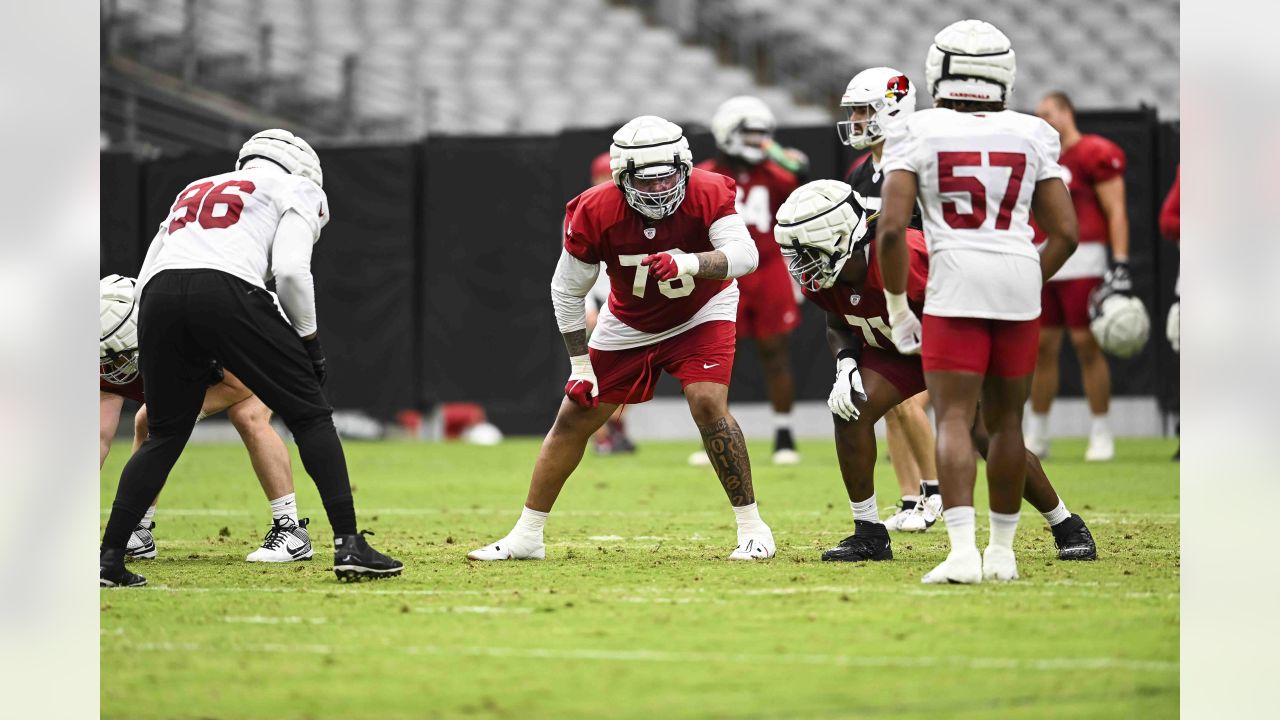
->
[[565, 355, 599, 408], [641, 251, 698, 281]]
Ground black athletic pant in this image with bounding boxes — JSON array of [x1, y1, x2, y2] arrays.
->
[[101, 269, 357, 551]]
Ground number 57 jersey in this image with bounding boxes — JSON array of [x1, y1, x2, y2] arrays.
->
[[140, 167, 330, 292]]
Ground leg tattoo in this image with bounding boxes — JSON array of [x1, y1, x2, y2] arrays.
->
[[698, 416, 755, 506]]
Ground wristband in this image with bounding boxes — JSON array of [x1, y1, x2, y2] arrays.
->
[[836, 347, 860, 363], [570, 354, 593, 374], [674, 252, 700, 277], [885, 291, 910, 316]]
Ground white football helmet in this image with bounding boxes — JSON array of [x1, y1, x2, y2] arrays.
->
[[100, 274, 140, 384], [836, 67, 916, 149], [610, 115, 694, 221], [711, 96, 776, 164], [237, 128, 323, 188], [1089, 288, 1151, 358], [1166, 300, 1179, 354], [774, 180, 869, 292], [925, 19, 1017, 104]]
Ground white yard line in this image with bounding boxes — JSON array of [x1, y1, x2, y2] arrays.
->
[[104, 639, 1176, 674], [223, 615, 326, 625]]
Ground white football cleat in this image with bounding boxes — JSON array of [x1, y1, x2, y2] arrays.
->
[[246, 517, 314, 562], [126, 522, 157, 560], [883, 504, 915, 531], [728, 527, 776, 560], [921, 546, 983, 584], [771, 448, 800, 465], [688, 450, 712, 466], [1026, 432, 1050, 460], [1085, 433, 1114, 462], [466, 535, 546, 561], [982, 545, 1020, 582]]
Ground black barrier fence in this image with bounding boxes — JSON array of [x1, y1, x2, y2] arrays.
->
[[101, 112, 1180, 435]]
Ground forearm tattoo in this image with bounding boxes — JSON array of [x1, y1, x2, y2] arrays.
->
[[692, 250, 729, 279], [563, 329, 588, 357], [698, 416, 755, 506]]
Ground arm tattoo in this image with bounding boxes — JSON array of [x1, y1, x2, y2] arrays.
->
[[692, 250, 729, 279], [697, 416, 755, 506], [562, 329, 588, 357]]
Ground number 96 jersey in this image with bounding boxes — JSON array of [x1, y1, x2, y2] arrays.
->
[[564, 168, 741, 351], [140, 168, 330, 292], [803, 228, 929, 357]]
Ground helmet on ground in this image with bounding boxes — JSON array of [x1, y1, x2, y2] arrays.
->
[[774, 180, 869, 292], [237, 128, 323, 188], [100, 274, 140, 384], [711, 96, 776, 164], [925, 19, 1017, 104], [610, 116, 694, 221], [837, 67, 916, 149]]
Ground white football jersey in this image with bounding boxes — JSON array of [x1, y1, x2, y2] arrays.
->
[[139, 166, 329, 292], [881, 109, 1068, 319]]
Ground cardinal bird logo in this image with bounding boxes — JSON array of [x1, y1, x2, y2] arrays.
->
[[885, 75, 910, 102]]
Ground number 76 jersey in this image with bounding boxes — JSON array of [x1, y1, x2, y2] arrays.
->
[[141, 167, 330, 292], [802, 228, 929, 356]]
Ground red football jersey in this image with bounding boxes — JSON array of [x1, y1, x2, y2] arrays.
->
[[694, 158, 798, 269], [564, 168, 738, 334], [1160, 167, 1179, 242], [100, 374, 145, 403], [803, 229, 929, 355], [1033, 134, 1125, 246]]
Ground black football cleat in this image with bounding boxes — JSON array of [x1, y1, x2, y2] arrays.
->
[[100, 547, 146, 588], [821, 520, 894, 562], [1051, 514, 1098, 561], [333, 530, 403, 582]]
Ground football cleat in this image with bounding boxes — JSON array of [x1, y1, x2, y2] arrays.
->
[[688, 450, 712, 466], [1050, 514, 1098, 561], [333, 531, 403, 581], [899, 493, 943, 532], [883, 499, 918, 531], [772, 429, 800, 465], [1085, 433, 1114, 462], [466, 534, 545, 561], [821, 520, 892, 561], [772, 448, 800, 465], [126, 521, 156, 560], [982, 545, 1020, 582], [729, 529, 776, 560], [246, 517, 314, 563], [100, 547, 146, 588], [921, 546, 983, 584]]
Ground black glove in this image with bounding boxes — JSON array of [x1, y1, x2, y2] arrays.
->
[[1104, 261, 1133, 295], [303, 335, 327, 386]]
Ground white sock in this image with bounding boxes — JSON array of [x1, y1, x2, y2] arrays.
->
[[140, 505, 157, 527], [269, 493, 298, 524], [850, 496, 880, 525], [988, 510, 1021, 550], [1090, 414, 1111, 439], [732, 502, 769, 537], [1041, 499, 1071, 527], [943, 506, 977, 552], [1029, 413, 1049, 438], [772, 412, 793, 432], [511, 506, 549, 542]]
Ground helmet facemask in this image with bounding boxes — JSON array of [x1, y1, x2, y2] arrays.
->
[[621, 160, 689, 221], [100, 349, 139, 385], [723, 124, 771, 164], [836, 101, 885, 149]]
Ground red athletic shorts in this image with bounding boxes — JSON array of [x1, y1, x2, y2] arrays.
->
[[1040, 276, 1102, 329], [860, 346, 926, 399], [735, 257, 800, 339], [588, 320, 737, 404], [921, 314, 1039, 377]]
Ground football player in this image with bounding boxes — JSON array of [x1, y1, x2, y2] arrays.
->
[[100, 129, 402, 587], [837, 68, 942, 531], [877, 20, 1081, 583], [690, 96, 803, 465], [469, 116, 774, 562], [1029, 91, 1133, 461], [776, 180, 1095, 562], [100, 274, 311, 563], [585, 151, 637, 456]]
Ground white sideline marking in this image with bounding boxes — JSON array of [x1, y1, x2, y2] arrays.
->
[[105, 640, 1176, 674], [223, 615, 326, 625], [412, 606, 533, 615]]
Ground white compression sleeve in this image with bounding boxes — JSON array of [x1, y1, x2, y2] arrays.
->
[[708, 214, 759, 278], [271, 210, 319, 337], [550, 249, 601, 333]]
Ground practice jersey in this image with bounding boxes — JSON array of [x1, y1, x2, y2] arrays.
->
[[845, 154, 923, 231], [881, 109, 1068, 320], [803, 229, 928, 355], [139, 167, 330, 292], [695, 157, 798, 268], [1033, 133, 1126, 280], [564, 169, 740, 349]]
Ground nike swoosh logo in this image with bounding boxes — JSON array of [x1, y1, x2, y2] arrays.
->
[[703, 363, 719, 369]]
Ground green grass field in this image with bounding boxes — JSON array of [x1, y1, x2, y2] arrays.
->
[[100, 436, 1179, 719]]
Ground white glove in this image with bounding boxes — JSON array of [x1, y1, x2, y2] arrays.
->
[[1166, 300, 1179, 354], [564, 354, 599, 408], [828, 356, 868, 421], [885, 292, 922, 355]]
